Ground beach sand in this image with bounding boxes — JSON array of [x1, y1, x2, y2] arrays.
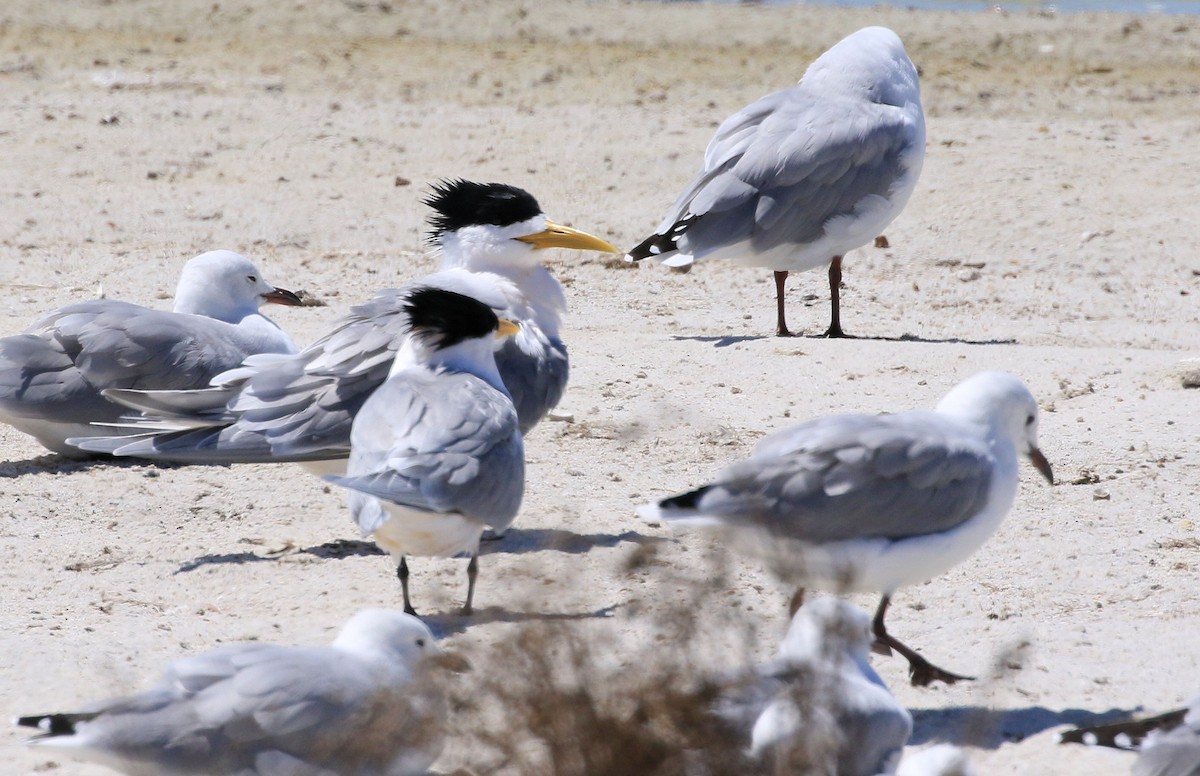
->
[[1, 1, 1197, 773]]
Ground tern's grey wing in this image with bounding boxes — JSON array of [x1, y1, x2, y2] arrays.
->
[[495, 335, 568, 435], [73, 287, 416, 462], [0, 302, 254, 425], [331, 370, 524, 530], [677, 412, 994, 543]]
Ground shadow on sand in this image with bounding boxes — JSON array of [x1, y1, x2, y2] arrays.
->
[[910, 704, 1142, 749], [480, 528, 664, 557], [422, 603, 621, 639], [672, 332, 1018, 348]]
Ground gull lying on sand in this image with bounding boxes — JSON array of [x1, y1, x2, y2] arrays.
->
[[0, 249, 301, 456], [640, 371, 1054, 686], [17, 608, 469, 776]]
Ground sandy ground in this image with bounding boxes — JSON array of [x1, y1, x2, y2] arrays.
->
[[1, 0, 1198, 773]]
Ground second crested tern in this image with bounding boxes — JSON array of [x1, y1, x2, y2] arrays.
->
[[325, 286, 524, 616]]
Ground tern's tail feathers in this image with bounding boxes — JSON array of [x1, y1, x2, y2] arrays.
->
[[1058, 707, 1187, 750]]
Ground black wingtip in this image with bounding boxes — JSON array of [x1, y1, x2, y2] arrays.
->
[[659, 486, 709, 511], [1059, 707, 1187, 750], [422, 179, 543, 245], [625, 215, 697, 261], [16, 713, 78, 736]]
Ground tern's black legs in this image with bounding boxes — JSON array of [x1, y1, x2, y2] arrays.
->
[[397, 556, 417, 617], [872, 595, 973, 687], [773, 271, 792, 337], [823, 255, 849, 338], [463, 554, 479, 616]]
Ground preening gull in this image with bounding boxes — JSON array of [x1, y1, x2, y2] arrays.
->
[[639, 371, 1053, 686], [625, 26, 925, 338]]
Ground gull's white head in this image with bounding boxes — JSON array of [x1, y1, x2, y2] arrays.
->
[[172, 250, 301, 323], [333, 608, 470, 672], [803, 27, 920, 109], [424, 179, 618, 273], [936, 371, 1054, 484]]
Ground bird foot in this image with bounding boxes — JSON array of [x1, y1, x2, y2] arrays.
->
[[460, 603, 473, 617], [775, 327, 795, 338], [907, 657, 974, 687], [820, 325, 853, 339]]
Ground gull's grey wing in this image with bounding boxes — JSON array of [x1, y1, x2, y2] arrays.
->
[[654, 86, 919, 257], [331, 369, 524, 530], [0, 301, 257, 424], [496, 334, 567, 435], [670, 411, 994, 543], [26, 643, 425, 774]]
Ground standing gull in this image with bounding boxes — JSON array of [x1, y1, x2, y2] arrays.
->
[[0, 250, 301, 456], [638, 372, 1053, 686], [70, 181, 617, 464], [324, 286, 524, 616], [625, 27, 925, 337], [16, 609, 469, 776], [721, 597, 911, 775]]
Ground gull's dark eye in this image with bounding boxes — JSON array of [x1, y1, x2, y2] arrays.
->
[[1025, 415, 1035, 426], [416, 638, 426, 647], [247, 275, 257, 283]]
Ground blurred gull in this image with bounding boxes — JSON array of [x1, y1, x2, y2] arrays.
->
[[71, 181, 618, 465], [722, 596, 911, 775], [324, 286, 524, 616], [639, 372, 1053, 686], [1060, 694, 1200, 776], [0, 250, 301, 456], [16, 608, 469, 776], [625, 27, 925, 337]]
